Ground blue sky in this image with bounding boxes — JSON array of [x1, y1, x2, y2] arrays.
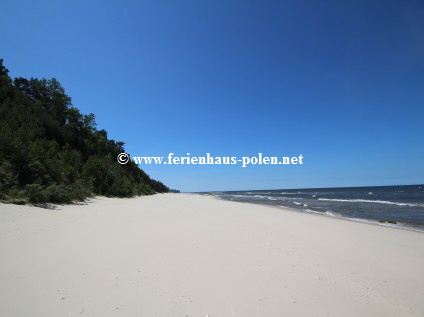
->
[[2, 0, 423, 191]]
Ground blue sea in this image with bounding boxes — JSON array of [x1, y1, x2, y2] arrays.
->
[[199, 185, 424, 232]]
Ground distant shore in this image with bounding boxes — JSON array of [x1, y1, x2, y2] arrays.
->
[[1, 194, 423, 316]]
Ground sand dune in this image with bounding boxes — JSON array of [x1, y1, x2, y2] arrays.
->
[[0, 193, 423, 316]]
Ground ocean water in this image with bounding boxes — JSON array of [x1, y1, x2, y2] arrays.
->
[[198, 185, 424, 232]]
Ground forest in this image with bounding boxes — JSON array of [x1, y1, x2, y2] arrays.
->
[[0, 59, 168, 204]]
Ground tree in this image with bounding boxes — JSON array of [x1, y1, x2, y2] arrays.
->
[[0, 59, 168, 204]]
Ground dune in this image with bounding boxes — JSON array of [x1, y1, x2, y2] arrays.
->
[[0, 193, 423, 316]]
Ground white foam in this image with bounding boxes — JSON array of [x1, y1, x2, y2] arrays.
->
[[318, 198, 423, 207], [262, 196, 293, 201], [286, 205, 424, 233], [303, 209, 321, 215], [324, 210, 341, 217], [222, 194, 250, 198]]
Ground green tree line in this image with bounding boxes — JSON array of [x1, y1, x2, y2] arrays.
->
[[0, 59, 168, 204]]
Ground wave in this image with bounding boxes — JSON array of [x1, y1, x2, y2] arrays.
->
[[318, 198, 423, 207], [279, 202, 424, 233], [303, 209, 322, 215], [274, 195, 300, 201], [291, 202, 308, 206], [217, 194, 250, 198], [324, 210, 341, 217]]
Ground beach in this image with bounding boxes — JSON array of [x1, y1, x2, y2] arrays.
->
[[0, 193, 423, 316]]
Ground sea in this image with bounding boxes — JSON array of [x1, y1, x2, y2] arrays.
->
[[198, 185, 424, 232]]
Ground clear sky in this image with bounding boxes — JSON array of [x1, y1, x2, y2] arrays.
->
[[2, 0, 423, 192]]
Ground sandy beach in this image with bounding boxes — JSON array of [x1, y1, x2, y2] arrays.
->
[[0, 193, 423, 316]]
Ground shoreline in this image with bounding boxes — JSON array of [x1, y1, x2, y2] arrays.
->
[[208, 194, 424, 233], [1, 193, 423, 316]]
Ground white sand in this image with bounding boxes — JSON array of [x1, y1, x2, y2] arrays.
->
[[0, 193, 423, 316]]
